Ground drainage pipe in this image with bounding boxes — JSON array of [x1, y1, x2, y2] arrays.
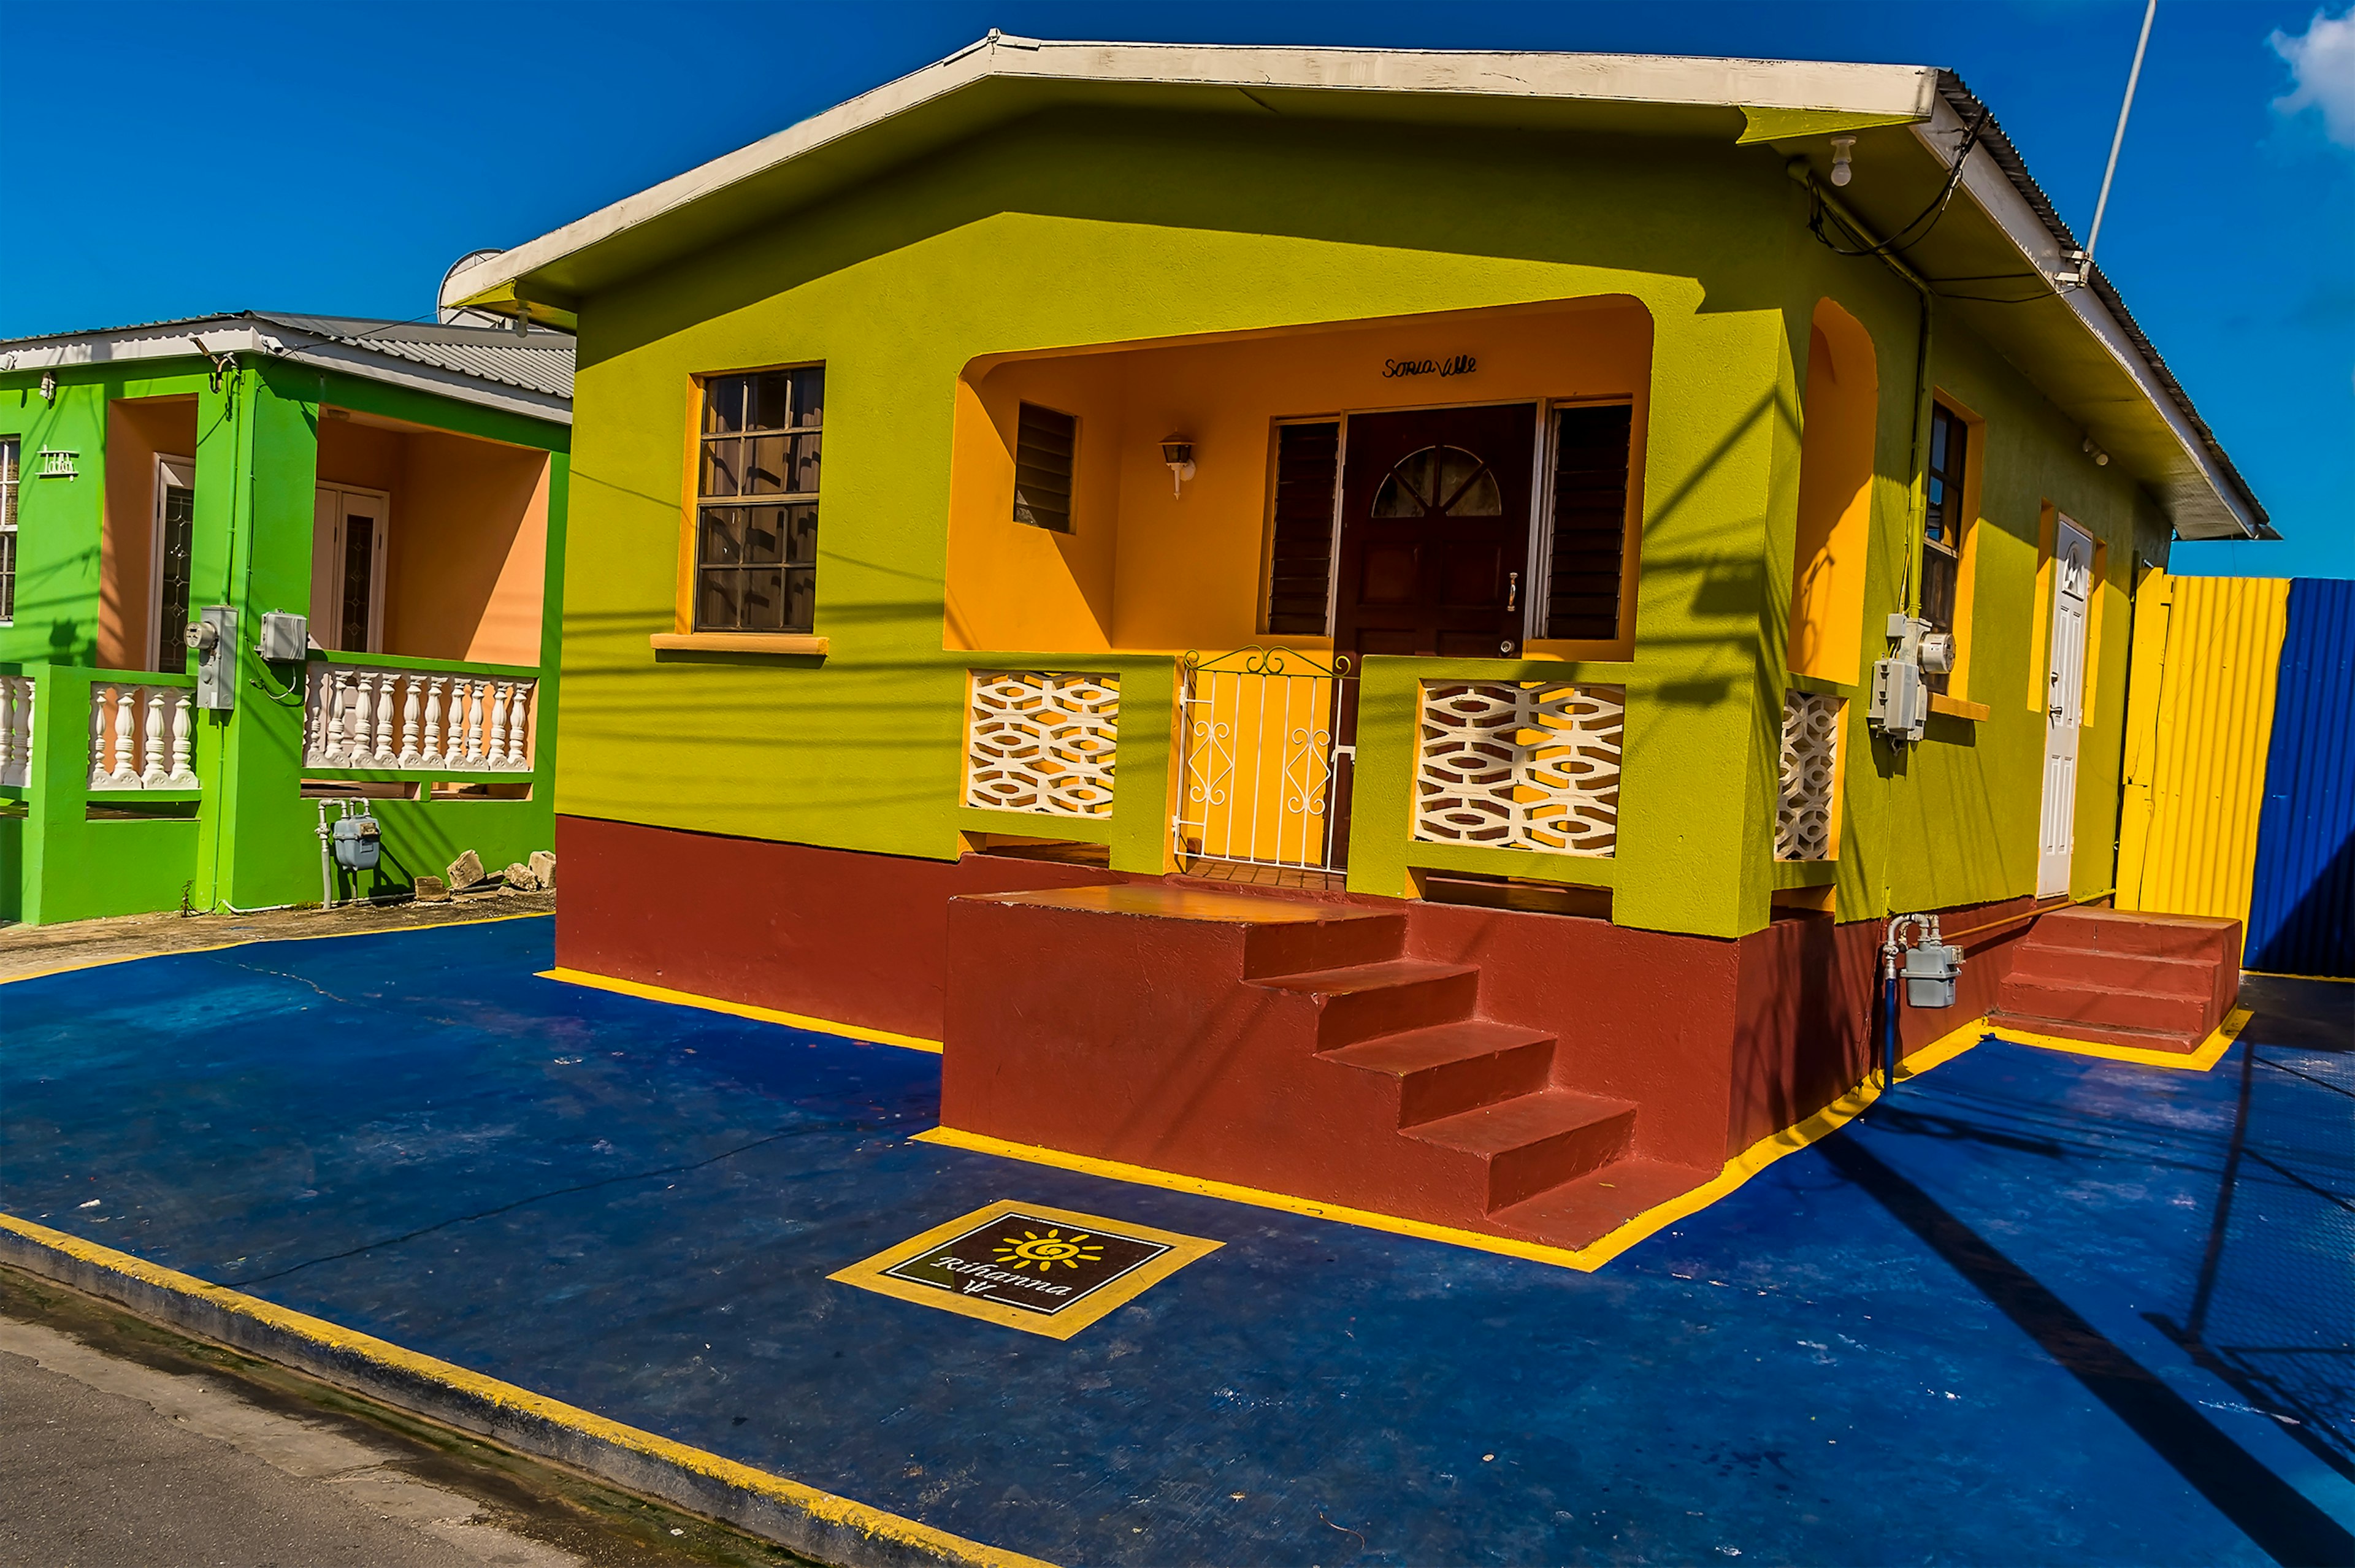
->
[[315, 798, 337, 911]]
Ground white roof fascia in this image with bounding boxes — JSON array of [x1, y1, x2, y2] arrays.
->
[[0, 321, 570, 426], [444, 34, 1937, 308], [1912, 98, 2256, 540]]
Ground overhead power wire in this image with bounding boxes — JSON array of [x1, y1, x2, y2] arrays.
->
[[1804, 106, 1992, 263]]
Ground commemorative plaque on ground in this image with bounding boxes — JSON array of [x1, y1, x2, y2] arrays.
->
[[830, 1199, 1222, 1339]]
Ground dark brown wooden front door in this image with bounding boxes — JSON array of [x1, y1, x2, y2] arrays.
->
[[1333, 403, 1537, 662], [1327, 403, 1537, 867]]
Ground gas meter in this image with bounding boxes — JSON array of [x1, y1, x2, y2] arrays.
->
[[332, 809, 382, 872]]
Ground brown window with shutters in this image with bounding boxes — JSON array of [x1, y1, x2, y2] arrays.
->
[[694, 366, 822, 633], [1013, 403, 1077, 533], [1544, 403, 1636, 642], [1265, 420, 1341, 635]]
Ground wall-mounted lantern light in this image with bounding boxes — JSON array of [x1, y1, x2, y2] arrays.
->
[[1161, 436, 1196, 499], [2081, 435, 2109, 467], [1829, 136, 1856, 188], [38, 371, 56, 402]]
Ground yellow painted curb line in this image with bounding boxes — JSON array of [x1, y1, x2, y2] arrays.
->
[[538, 966, 944, 1053], [0, 909, 554, 987], [0, 1212, 1051, 1568], [2242, 968, 2354, 985], [1985, 1006, 2250, 1073], [919, 1016, 1994, 1274]]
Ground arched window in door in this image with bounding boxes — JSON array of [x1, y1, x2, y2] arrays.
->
[[1371, 445, 1504, 518]]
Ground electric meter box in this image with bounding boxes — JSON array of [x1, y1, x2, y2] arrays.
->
[[1869, 657, 1928, 741], [256, 611, 309, 663], [1903, 941, 1964, 1008], [331, 814, 382, 872], [185, 605, 238, 711]]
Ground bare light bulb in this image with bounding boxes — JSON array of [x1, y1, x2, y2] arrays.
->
[[1829, 136, 1856, 188]]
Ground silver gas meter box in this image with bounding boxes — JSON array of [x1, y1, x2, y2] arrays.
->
[[184, 605, 238, 710], [331, 811, 382, 873], [256, 611, 309, 663], [1903, 941, 1964, 1008]]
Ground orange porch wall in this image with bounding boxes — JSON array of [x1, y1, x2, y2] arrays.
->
[[944, 298, 1653, 655], [98, 397, 200, 672]]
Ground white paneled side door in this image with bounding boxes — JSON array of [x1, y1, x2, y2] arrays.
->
[[312, 484, 391, 652], [2036, 516, 2095, 898]]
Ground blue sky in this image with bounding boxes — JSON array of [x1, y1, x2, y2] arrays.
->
[[3, 2, 2346, 576]]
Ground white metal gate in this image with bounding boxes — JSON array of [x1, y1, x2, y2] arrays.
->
[[1173, 648, 1354, 873]]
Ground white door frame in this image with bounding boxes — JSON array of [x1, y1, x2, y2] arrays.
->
[[147, 454, 197, 672], [2035, 515, 2095, 898], [312, 483, 392, 652]]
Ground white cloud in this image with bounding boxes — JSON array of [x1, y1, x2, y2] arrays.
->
[[2271, 7, 2355, 147]]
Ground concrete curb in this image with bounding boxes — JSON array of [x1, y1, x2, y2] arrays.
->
[[0, 1214, 1051, 1568]]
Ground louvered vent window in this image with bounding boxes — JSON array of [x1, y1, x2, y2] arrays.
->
[[1544, 403, 1636, 643], [1013, 403, 1077, 534], [1265, 421, 1340, 635]]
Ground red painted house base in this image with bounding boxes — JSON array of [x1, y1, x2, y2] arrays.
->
[[556, 816, 2232, 1251]]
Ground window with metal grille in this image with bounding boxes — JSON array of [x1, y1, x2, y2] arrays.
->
[[1921, 401, 1969, 695], [1544, 403, 1635, 642], [0, 437, 16, 625], [1265, 420, 1339, 634], [1012, 403, 1076, 534], [694, 367, 822, 633]]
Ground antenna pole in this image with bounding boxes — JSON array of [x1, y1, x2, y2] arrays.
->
[[2084, 0, 2157, 270]]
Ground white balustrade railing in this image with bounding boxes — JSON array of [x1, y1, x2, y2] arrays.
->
[[305, 664, 537, 772], [1, 675, 36, 789], [86, 679, 199, 791]]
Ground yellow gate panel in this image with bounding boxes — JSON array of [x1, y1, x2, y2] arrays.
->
[[2115, 572, 2291, 927]]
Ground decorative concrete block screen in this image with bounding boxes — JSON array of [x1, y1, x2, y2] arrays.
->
[[1414, 681, 1623, 855], [965, 670, 1119, 817], [1776, 689, 1842, 861]]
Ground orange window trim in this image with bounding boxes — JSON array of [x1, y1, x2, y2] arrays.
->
[[2027, 500, 2059, 713], [674, 371, 700, 636], [1928, 389, 1986, 702]]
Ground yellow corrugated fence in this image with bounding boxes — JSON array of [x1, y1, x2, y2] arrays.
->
[[2114, 572, 2292, 929]]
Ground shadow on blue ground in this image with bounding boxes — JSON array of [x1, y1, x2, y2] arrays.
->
[[3, 916, 2349, 1566]]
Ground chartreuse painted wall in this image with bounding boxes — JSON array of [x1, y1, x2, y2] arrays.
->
[[557, 107, 2165, 942], [0, 358, 569, 925]]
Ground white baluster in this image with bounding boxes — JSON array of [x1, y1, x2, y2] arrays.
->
[[421, 678, 446, 768], [464, 681, 485, 765], [397, 675, 423, 767], [0, 679, 18, 787], [302, 667, 326, 766], [486, 681, 510, 770], [168, 690, 197, 786], [18, 680, 34, 791], [323, 668, 351, 766], [90, 685, 112, 788], [504, 682, 532, 769], [371, 672, 397, 765], [140, 687, 169, 787], [110, 686, 139, 787], [348, 671, 375, 769]]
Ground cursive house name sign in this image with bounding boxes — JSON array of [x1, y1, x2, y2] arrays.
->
[[1382, 353, 1478, 380]]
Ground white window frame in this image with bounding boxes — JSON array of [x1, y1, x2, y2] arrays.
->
[[147, 454, 197, 671]]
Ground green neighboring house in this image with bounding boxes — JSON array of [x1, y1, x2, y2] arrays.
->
[[0, 312, 571, 925]]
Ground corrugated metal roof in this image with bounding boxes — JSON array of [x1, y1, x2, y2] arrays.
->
[[2246, 578, 2354, 976], [253, 313, 574, 399], [0, 311, 573, 402], [1932, 73, 2270, 537]]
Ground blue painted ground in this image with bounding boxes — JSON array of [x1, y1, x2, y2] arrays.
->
[[2, 915, 2349, 1566]]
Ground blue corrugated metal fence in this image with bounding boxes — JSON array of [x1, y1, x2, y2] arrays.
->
[[2246, 578, 2354, 976]]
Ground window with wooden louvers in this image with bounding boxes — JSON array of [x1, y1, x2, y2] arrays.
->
[[1265, 421, 1340, 635], [1544, 404, 1636, 643], [1013, 403, 1077, 534]]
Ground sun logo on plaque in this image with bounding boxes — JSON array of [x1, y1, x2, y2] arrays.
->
[[994, 1228, 1103, 1271]]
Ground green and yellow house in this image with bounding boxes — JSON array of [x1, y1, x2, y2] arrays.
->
[[0, 312, 570, 924], [445, 39, 2269, 1250]]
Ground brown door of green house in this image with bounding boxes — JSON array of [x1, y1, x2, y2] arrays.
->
[[1329, 403, 1538, 860]]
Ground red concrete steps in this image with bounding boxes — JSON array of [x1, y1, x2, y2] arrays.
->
[[1322, 1020, 1557, 1125], [1490, 1157, 1720, 1246], [1252, 960, 1480, 1047], [1402, 1087, 1638, 1209], [1989, 906, 2242, 1054]]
